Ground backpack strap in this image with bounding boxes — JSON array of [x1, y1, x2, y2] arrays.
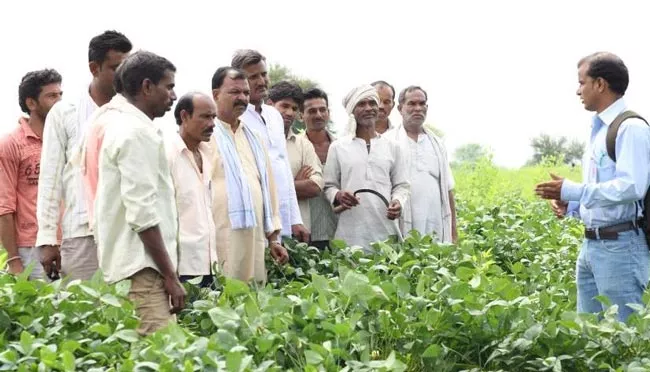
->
[[604, 110, 650, 227], [606, 110, 648, 162]]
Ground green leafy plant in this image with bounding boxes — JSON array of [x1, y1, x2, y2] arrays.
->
[[4, 162, 650, 371]]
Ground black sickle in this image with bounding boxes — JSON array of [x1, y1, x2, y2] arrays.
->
[[354, 189, 389, 208]]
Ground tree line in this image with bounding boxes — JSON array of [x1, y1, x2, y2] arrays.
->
[[270, 64, 583, 169]]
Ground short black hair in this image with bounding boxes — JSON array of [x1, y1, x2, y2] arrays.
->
[[268, 81, 303, 108], [212, 67, 247, 90], [119, 51, 176, 97], [231, 49, 266, 70], [18, 69, 62, 114], [174, 93, 200, 125], [88, 30, 132, 64], [578, 52, 629, 96], [398, 86, 428, 105], [371, 80, 396, 100], [302, 88, 329, 110]]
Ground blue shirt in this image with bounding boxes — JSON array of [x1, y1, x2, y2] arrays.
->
[[562, 98, 650, 228]]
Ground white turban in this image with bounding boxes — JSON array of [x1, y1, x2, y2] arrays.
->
[[342, 84, 379, 135]]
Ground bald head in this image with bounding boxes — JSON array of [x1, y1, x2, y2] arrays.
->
[[174, 92, 213, 125], [175, 92, 216, 144]]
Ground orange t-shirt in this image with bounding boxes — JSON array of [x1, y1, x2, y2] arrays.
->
[[0, 118, 42, 247]]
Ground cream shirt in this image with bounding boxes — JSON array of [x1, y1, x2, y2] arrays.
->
[[94, 99, 179, 284], [286, 131, 324, 230], [165, 132, 217, 276]]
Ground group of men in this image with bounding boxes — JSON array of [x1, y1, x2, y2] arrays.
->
[[2, 28, 650, 331], [0, 30, 458, 334]]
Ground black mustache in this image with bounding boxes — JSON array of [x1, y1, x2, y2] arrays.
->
[[234, 100, 247, 107]]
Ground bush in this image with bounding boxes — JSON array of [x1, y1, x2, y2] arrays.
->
[[3, 163, 650, 371]]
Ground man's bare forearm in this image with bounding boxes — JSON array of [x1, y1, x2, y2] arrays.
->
[[294, 180, 321, 199], [137, 225, 176, 278], [0, 214, 18, 258], [449, 191, 457, 240]]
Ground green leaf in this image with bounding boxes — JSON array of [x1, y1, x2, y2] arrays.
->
[[225, 352, 242, 372], [311, 273, 329, 293], [61, 351, 75, 372], [256, 333, 277, 353], [304, 350, 324, 365], [524, 324, 543, 340], [115, 280, 132, 297], [39, 346, 57, 366], [89, 323, 112, 337], [341, 271, 371, 298], [100, 293, 122, 307], [594, 295, 612, 307], [422, 344, 441, 358], [208, 307, 241, 328], [392, 274, 410, 297], [20, 331, 34, 356], [0, 350, 18, 365], [216, 329, 239, 350], [61, 340, 80, 353], [0, 310, 11, 331], [134, 362, 160, 371], [224, 279, 250, 297], [114, 329, 139, 343], [469, 274, 481, 289], [78, 285, 100, 299], [455, 267, 475, 281], [184, 359, 194, 372]]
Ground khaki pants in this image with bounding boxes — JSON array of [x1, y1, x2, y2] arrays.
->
[[127, 268, 175, 336], [60, 236, 99, 281]]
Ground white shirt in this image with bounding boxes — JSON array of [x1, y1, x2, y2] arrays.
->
[[36, 91, 98, 246], [405, 133, 454, 239], [94, 99, 178, 284], [323, 134, 410, 249], [240, 104, 302, 236], [384, 126, 455, 242], [165, 132, 217, 276]]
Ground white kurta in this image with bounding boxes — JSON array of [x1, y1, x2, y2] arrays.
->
[[385, 127, 455, 243], [323, 135, 410, 250], [407, 134, 455, 239]]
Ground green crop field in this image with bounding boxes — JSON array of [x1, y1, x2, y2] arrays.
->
[[3, 160, 650, 371]]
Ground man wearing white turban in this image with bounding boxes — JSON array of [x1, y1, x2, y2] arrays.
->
[[323, 84, 410, 250]]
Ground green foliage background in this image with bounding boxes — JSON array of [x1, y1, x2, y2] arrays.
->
[[6, 159, 650, 372]]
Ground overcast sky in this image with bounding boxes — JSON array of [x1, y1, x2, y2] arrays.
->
[[1, 0, 649, 167]]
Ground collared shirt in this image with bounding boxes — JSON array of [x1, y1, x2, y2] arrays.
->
[[240, 104, 302, 236], [286, 131, 324, 230], [74, 94, 127, 232], [94, 99, 178, 284], [0, 118, 43, 247], [208, 120, 282, 282], [306, 130, 339, 241], [36, 91, 98, 246], [562, 98, 650, 228], [165, 132, 217, 276], [323, 134, 410, 248]]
